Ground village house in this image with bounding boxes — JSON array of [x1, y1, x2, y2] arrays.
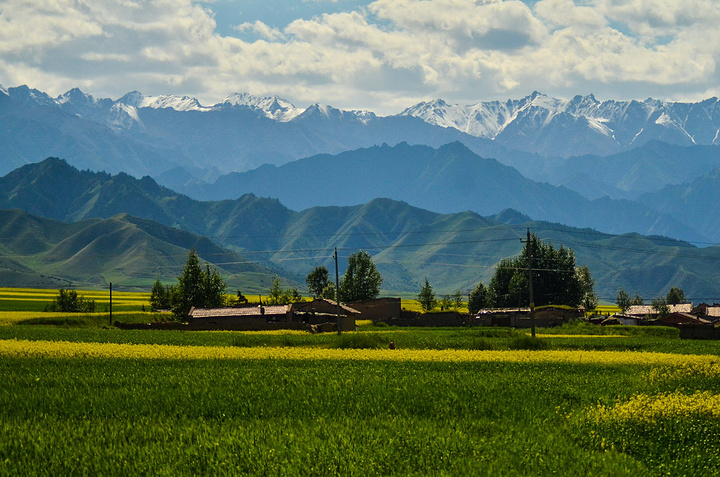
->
[[625, 303, 693, 319], [187, 299, 358, 331], [691, 303, 720, 323]]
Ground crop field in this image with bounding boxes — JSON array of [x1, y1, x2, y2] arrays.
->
[[1, 294, 719, 475], [0, 287, 151, 312]]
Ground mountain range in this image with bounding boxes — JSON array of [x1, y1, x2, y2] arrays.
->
[[2, 158, 720, 302], [3, 85, 719, 181]]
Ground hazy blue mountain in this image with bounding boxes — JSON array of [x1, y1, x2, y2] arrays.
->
[[639, 167, 720, 243], [185, 142, 707, 243], [542, 142, 720, 200], [6, 85, 720, 187], [0, 85, 512, 179]]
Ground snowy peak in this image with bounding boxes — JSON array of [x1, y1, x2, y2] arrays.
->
[[115, 91, 207, 111], [219, 92, 302, 121], [295, 103, 376, 124], [402, 92, 720, 155]]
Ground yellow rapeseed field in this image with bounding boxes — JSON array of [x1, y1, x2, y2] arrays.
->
[[3, 338, 720, 368], [584, 390, 720, 423]]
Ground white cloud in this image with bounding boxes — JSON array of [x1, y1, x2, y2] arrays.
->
[[0, 0, 719, 113], [535, 0, 606, 29]]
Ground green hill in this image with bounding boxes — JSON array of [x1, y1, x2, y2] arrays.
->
[[2, 159, 720, 302], [0, 209, 281, 292]]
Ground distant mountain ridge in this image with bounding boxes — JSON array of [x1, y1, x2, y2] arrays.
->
[[3, 85, 720, 178], [401, 92, 720, 157], [177, 142, 709, 244], [2, 158, 720, 301]]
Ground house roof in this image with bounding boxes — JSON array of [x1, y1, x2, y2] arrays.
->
[[626, 303, 693, 316], [658, 313, 712, 325], [189, 305, 288, 319], [290, 299, 361, 315]]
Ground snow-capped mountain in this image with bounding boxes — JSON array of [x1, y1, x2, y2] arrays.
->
[[402, 92, 720, 157], [219, 92, 303, 122]]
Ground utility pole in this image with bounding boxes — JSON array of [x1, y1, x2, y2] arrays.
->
[[522, 229, 536, 338], [334, 247, 342, 334], [109, 282, 113, 327]]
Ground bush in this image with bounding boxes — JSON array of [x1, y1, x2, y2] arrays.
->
[[44, 289, 96, 313]]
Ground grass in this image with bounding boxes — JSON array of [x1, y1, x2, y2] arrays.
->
[[2, 352, 719, 475], [2, 290, 720, 475]]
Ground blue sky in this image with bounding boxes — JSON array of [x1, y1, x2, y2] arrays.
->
[[1, 0, 719, 114]]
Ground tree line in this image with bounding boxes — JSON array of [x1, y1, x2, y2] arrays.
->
[[151, 249, 383, 320]]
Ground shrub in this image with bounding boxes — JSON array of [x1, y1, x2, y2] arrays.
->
[[44, 289, 96, 313]]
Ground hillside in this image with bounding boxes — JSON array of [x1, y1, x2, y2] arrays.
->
[[0, 209, 280, 292], [2, 160, 720, 301]]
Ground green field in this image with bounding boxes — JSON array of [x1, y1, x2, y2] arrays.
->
[[1, 290, 720, 475]]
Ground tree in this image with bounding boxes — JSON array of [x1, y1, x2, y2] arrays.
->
[[418, 277, 436, 312], [267, 278, 303, 305], [576, 265, 597, 311], [306, 266, 330, 299], [340, 250, 382, 302], [201, 263, 227, 308], [667, 287, 686, 305], [267, 277, 284, 305], [468, 282, 487, 314], [486, 235, 588, 308], [45, 289, 95, 313], [171, 248, 227, 319], [616, 288, 631, 314], [321, 283, 336, 301], [452, 290, 463, 310], [150, 278, 172, 311], [631, 294, 644, 306], [651, 296, 670, 318]]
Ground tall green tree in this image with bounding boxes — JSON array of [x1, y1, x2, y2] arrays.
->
[[418, 277, 436, 312], [340, 250, 382, 302], [666, 287, 686, 305], [171, 248, 227, 319], [306, 266, 330, 299], [616, 288, 631, 314], [468, 282, 487, 314], [267, 277, 284, 305], [576, 265, 598, 311], [486, 234, 589, 308], [150, 278, 172, 311]]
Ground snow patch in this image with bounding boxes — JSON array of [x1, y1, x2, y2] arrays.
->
[[139, 95, 209, 112], [587, 117, 613, 137], [655, 112, 673, 126]]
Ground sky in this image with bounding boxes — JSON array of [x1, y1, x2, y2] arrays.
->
[[1, 0, 719, 115]]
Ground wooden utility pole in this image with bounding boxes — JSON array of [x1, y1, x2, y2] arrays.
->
[[522, 229, 536, 338], [334, 247, 342, 334], [109, 282, 113, 327]]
